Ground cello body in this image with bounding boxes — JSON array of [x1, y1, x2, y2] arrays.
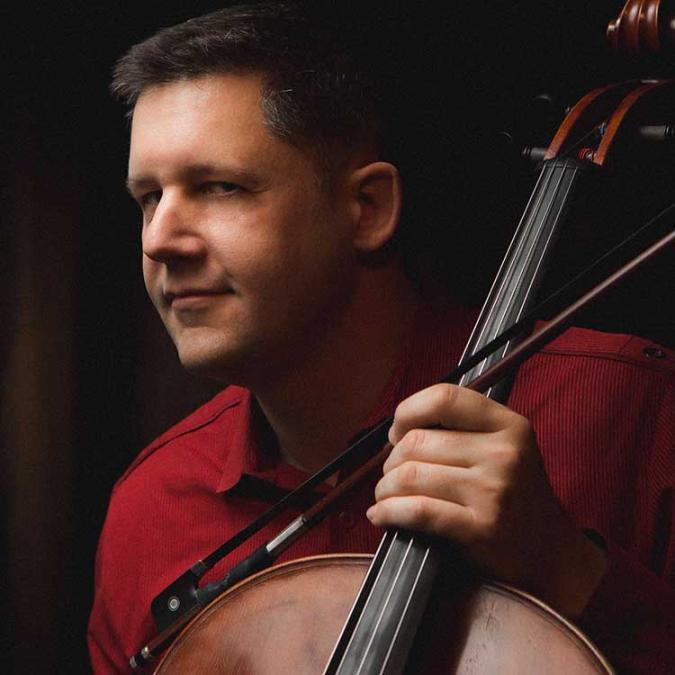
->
[[154, 555, 612, 674]]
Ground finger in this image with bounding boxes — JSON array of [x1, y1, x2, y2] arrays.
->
[[366, 495, 474, 542], [383, 427, 492, 473], [375, 461, 473, 505], [388, 383, 517, 444]]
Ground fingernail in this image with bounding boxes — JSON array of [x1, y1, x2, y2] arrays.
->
[[366, 506, 376, 521]]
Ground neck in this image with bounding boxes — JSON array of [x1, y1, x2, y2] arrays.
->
[[254, 266, 419, 475]]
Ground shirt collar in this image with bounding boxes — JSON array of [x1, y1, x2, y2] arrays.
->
[[216, 390, 259, 493], [216, 390, 325, 494]]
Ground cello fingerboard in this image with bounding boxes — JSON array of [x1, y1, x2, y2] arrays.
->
[[459, 158, 583, 399]]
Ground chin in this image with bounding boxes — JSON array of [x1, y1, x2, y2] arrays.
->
[[173, 329, 256, 384]]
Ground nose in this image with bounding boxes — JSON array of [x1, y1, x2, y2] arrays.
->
[[142, 191, 206, 265]]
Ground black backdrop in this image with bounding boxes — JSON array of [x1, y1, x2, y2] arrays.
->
[[2, 2, 673, 673]]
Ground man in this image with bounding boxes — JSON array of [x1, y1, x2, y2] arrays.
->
[[89, 3, 674, 672]]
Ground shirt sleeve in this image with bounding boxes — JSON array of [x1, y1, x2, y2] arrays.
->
[[579, 356, 675, 675], [542, 336, 675, 674], [579, 536, 675, 674], [87, 478, 158, 675], [88, 537, 132, 674]]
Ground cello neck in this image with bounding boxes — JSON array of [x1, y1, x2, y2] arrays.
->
[[323, 155, 586, 675], [459, 156, 585, 400]]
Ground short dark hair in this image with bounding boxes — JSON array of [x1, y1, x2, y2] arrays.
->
[[112, 2, 457, 290], [111, 2, 384, 166]]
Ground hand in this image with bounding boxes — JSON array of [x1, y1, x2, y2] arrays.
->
[[366, 383, 607, 618]]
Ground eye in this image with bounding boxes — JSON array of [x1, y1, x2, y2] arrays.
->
[[138, 190, 162, 208], [201, 181, 242, 195]]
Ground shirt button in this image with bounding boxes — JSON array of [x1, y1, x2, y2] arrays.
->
[[338, 511, 355, 528], [643, 346, 666, 359]]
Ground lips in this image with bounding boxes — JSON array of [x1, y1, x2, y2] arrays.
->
[[164, 288, 232, 308]]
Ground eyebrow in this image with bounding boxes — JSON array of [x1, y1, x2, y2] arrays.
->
[[125, 163, 261, 194]]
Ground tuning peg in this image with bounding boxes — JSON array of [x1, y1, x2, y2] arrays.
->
[[638, 124, 675, 141], [521, 146, 548, 162]]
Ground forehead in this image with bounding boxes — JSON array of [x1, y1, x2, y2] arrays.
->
[[128, 73, 282, 176], [132, 71, 265, 128]]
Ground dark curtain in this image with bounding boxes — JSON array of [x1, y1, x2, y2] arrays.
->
[[3, 131, 78, 673]]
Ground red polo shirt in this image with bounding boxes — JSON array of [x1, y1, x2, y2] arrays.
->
[[88, 301, 675, 673]]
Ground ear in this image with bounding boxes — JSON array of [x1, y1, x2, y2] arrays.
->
[[349, 162, 402, 253]]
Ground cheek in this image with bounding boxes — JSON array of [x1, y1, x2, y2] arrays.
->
[[273, 235, 355, 316], [141, 258, 163, 307], [209, 196, 354, 309]]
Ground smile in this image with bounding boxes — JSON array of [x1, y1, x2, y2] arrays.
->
[[166, 289, 232, 311], [171, 293, 220, 310]]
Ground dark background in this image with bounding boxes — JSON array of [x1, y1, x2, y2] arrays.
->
[[2, 1, 673, 673]]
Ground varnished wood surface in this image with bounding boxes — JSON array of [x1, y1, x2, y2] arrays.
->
[[155, 555, 613, 674]]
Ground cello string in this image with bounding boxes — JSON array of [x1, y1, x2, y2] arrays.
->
[[511, 165, 580, 322], [323, 530, 400, 674], [460, 162, 555, 372], [478, 163, 579, 382], [480, 162, 575, 372], [378, 542, 436, 673], [353, 534, 415, 673], [462, 102, 629, 379], [462, 111, 606, 373], [463, 159, 579, 385], [471, 164, 565, 379], [477, 197, 675, 351]]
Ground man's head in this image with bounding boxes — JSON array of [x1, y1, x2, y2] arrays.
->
[[112, 2, 385, 184], [117, 3, 406, 385]]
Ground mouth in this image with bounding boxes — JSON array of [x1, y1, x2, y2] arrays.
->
[[164, 288, 233, 310]]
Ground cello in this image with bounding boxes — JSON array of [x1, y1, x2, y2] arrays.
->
[[132, 2, 675, 672]]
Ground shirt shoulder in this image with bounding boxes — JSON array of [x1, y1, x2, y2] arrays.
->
[[113, 385, 249, 490], [511, 326, 674, 447], [539, 326, 674, 376]]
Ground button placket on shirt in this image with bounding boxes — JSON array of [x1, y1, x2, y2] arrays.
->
[[337, 510, 356, 529]]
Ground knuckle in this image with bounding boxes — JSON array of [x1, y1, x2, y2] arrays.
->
[[375, 500, 390, 518], [391, 404, 409, 441], [479, 475, 504, 498], [398, 461, 422, 490], [485, 478, 513, 512], [374, 479, 385, 501], [435, 383, 460, 410], [399, 429, 426, 460], [489, 436, 523, 471], [474, 472, 510, 514], [409, 498, 432, 527], [467, 501, 501, 542]]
